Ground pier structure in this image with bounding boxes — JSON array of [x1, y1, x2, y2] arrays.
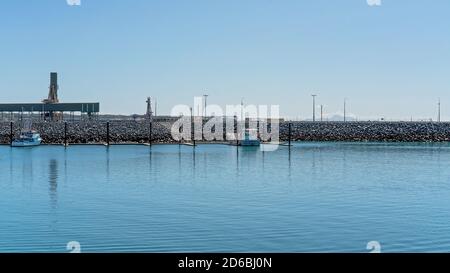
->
[[0, 102, 100, 121], [0, 72, 100, 121]]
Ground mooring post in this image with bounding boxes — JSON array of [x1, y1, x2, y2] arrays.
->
[[179, 125, 182, 146], [106, 121, 110, 146], [149, 121, 153, 146], [223, 116, 227, 141], [64, 122, 68, 147], [191, 114, 196, 147], [288, 122, 292, 147], [235, 115, 239, 147], [10, 122, 13, 146], [257, 120, 260, 141]]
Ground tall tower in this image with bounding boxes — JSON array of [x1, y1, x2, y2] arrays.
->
[[146, 97, 153, 120], [44, 72, 59, 103]]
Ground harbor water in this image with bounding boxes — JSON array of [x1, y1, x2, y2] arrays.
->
[[1, 143, 450, 252]]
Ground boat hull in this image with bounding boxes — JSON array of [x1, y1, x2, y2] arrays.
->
[[11, 140, 42, 147], [239, 140, 261, 146]]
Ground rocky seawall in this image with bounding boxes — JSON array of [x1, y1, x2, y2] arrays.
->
[[281, 121, 450, 142], [1, 121, 450, 144], [0, 121, 174, 144]]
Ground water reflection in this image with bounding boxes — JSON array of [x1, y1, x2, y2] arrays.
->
[[106, 148, 110, 182], [64, 149, 68, 185], [288, 148, 292, 181], [236, 146, 239, 175], [9, 148, 13, 184], [203, 152, 207, 181], [261, 148, 265, 173], [311, 147, 317, 179], [48, 159, 58, 209], [22, 150, 34, 187], [192, 146, 196, 175], [3, 143, 450, 252]]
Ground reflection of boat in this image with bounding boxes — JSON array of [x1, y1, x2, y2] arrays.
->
[[239, 129, 260, 146], [11, 131, 42, 147]]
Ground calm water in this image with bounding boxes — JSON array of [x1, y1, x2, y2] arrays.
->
[[1, 142, 450, 253]]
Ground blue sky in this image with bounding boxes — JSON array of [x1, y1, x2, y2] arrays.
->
[[0, 0, 449, 120]]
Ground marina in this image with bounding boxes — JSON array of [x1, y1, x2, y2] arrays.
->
[[2, 143, 450, 252], [1, 1, 450, 259]]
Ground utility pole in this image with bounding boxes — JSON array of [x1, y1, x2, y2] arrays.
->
[[203, 94, 208, 117], [241, 98, 244, 121], [438, 98, 441, 123], [311, 94, 317, 122], [344, 98, 347, 122], [320, 105, 323, 122]]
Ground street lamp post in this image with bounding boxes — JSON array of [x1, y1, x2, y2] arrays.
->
[[320, 105, 323, 122], [203, 94, 208, 117], [311, 94, 317, 122], [344, 98, 347, 122], [438, 98, 441, 123], [241, 98, 244, 121]]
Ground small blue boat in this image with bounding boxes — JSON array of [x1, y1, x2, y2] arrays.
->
[[11, 131, 42, 147], [239, 129, 261, 146]]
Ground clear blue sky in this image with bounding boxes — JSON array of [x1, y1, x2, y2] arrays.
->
[[0, 0, 449, 120]]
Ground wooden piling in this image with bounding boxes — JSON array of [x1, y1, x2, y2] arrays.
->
[[106, 122, 110, 146], [288, 122, 292, 147], [9, 122, 13, 146], [234, 115, 239, 147], [257, 120, 260, 141], [64, 122, 68, 147], [191, 113, 196, 147], [149, 121, 153, 146]]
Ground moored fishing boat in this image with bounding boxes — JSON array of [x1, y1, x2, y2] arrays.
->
[[11, 131, 42, 147], [239, 129, 260, 146]]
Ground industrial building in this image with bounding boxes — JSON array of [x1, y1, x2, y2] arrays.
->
[[0, 73, 100, 121]]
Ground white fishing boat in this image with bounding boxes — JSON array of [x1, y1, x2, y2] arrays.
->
[[11, 118, 42, 147], [11, 130, 42, 147], [239, 129, 260, 146]]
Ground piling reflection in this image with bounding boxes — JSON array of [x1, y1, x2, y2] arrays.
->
[[236, 146, 239, 175], [106, 147, 110, 182], [261, 148, 265, 172], [19, 149, 34, 187], [311, 147, 317, 179], [48, 159, 58, 209], [288, 148, 292, 181], [9, 149, 13, 184], [64, 148, 68, 185], [192, 146, 196, 176]]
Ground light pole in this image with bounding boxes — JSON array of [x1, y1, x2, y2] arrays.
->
[[203, 94, 208, 117], [344, 98, 347, 122], [311, 94, 317, 122], [320, 105, 323, 122], [241, 98, 244, 121], [438, 98, 441, 123]]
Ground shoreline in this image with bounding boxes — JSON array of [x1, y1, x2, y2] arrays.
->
[[1, 140, 450, 147], [2, 120, 450, 144]]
